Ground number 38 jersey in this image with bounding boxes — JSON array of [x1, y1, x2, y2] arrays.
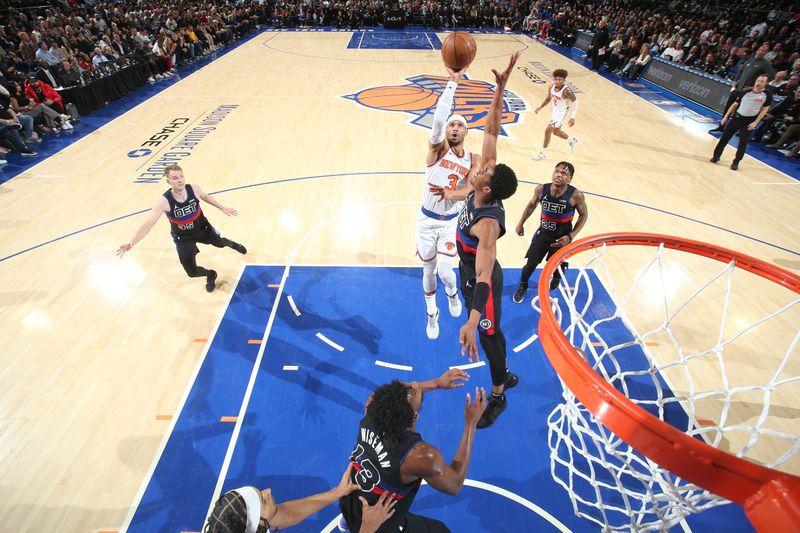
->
[[423, 147, 472, 217], [339, 417, 422, 532]]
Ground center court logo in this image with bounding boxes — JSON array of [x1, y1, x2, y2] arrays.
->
[[343, 75, 527, 136]]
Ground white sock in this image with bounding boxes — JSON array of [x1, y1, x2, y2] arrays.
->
[[424, 294, 437, 315]]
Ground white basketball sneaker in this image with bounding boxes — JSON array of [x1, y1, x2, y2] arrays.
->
[[532, 150, 547, 160], [426, 308, 440, 340], [569, 137, 579, 152], [447, 291, 462, 317]]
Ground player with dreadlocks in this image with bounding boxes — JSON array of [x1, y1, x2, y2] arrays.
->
[[338, 368, 486, 532]]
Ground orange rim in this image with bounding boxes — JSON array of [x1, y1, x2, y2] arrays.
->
[[537, 233, 800, 528]]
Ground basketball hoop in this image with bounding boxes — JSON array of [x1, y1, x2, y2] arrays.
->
[[537, 233, 800, 531]]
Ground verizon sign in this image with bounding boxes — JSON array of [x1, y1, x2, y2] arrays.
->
[[642, 57, 731, 113]]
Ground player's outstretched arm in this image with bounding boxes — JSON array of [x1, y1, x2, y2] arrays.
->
[[458, 218, 500, 361], [116, 197, 168, 257], [516, 184, 543, 236], [481, 52, 520, 167], [566, 87, 578, 127], [427, 65, 467, 164], [270, 464, 359, 530], [412, 368, 470, 393], [193, 183, 237, 216], [402, 387, 486, 495], [535, 84, 552, 113]]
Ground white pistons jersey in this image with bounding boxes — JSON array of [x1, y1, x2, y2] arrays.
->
[[423, 147, 472, 217]]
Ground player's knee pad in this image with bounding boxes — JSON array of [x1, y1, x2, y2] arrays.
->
[[422, 259, 437, 293], [436, 254, 457, 289]]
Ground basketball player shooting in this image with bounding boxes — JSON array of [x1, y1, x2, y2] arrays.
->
[[532, 69, 579, 161], [116, 164, 247, 293], [430, 52, 521, 429], [417, 64, 479, 340]]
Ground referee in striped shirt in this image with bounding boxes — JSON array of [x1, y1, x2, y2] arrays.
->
[[711, 74, 772, 171]]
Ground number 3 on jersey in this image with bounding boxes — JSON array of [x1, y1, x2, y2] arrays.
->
[[350, 444, 381, 491], [447, 173, 459, 190]]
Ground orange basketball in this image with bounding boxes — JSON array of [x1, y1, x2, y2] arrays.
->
[[441, 32, 477, 71]]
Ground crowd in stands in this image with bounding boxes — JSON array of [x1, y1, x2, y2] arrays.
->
[[1, 0, 266, 166], [2, 0, 799, 167], [524, 0, 799, 159]]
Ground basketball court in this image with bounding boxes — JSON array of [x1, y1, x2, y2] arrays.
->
[[1, 29, 798, 532]]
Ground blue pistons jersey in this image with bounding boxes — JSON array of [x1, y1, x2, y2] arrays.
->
[[455, 191, 506, 272], [539, 183, 575, 236]]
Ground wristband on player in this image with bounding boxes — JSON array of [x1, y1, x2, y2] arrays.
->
[[471, 281, 490, 314]]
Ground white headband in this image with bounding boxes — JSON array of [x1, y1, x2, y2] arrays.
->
[[231, 486, 262, 533], [447, 114, 468, 128]]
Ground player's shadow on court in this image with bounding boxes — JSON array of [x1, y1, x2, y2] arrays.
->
[[116, 421, 235, 530], [264, 336, 375, 417], [278, 272, 383, 356]]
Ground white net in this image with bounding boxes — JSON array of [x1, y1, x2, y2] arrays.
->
[[542, 240, 800, 532]]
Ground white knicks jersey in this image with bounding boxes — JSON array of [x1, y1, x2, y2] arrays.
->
[[551, 84, 569, 113], [423, 147, 472, 217]]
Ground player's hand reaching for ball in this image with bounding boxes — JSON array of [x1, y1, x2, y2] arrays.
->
[[491, 51, 521, 87], [464, 387, 487, 427], [459, 321, 480, 362], [435, 368, 470, 390], [221, 207, 238, 216], [447, 65, 467, 82]]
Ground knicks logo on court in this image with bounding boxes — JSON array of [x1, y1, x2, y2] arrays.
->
[[343, 75, 527, 136]]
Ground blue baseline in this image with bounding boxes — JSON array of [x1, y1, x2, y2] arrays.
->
[[347, 30, 442, 50], [128, 265, 750, 533]]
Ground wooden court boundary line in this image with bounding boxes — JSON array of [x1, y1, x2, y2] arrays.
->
[[119, 262, 248, 532], [3, 171, 798, 266]]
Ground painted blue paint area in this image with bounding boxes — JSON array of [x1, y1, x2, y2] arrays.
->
[[0, 28, 263, 186], [347, 30, 442, 50], [130, 265, 750, 532], [532, 34, 800, 181], [126, 266, 282, 533]]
